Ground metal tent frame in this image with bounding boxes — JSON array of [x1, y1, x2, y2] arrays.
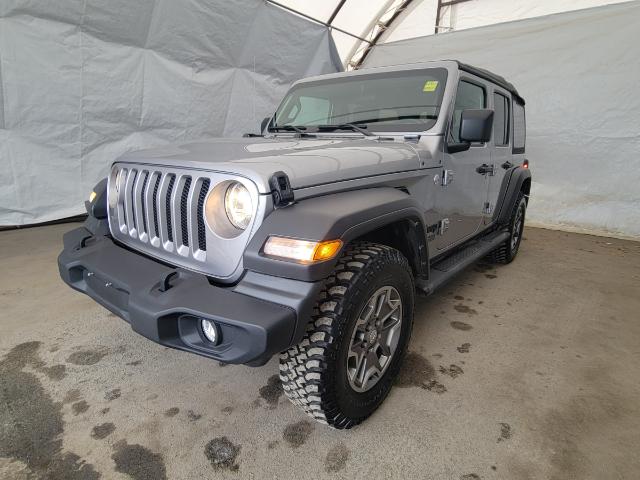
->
[[265, 0, 421, 70]]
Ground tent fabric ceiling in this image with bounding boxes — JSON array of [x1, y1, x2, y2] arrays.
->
[[274, 0, 403, 67], [274, 0, 636, 68], [0, 0, 341, 226]]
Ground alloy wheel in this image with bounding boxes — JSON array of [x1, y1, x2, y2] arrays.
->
[[346, 286, 403, 393]]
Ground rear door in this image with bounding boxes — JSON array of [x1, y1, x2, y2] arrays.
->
[[433, 76, 491, 252], [484, 87, 512, 223]]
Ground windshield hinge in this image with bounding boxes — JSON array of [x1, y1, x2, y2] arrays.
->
[[269, 171, 295, 209]]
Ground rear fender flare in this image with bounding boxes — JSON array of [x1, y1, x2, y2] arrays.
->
[[494, 167, 531, 224]]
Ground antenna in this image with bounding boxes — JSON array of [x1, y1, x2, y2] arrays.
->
[[253, 55, 256, 130]]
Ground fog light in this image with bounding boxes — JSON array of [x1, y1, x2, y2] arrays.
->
[[201, 319, 219, 344]]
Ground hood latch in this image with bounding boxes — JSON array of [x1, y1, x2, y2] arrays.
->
[[269, 171, 295, 209]]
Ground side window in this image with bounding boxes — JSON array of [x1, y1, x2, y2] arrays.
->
[[513, 101, 526, 153], [450, 80, 486, 144], [493, 92, 509, 146]]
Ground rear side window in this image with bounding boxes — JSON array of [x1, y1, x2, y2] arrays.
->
[[513, 101, 526, 154], [493, 92, 509, 146], [450, 80, 486, 144]]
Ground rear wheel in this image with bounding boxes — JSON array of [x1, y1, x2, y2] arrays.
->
[[487, 192, 527, 264], [279, 242, 414, 429]]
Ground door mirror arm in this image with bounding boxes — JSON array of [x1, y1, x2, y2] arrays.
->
[[447, 142, 471, 154], [261, 116, 272, 134]]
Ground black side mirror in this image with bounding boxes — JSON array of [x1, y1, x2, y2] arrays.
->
[[460, 109, 493, 143], [261, 116, 271, 133]]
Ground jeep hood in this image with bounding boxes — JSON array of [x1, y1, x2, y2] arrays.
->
[[117, 137, 423, 193]]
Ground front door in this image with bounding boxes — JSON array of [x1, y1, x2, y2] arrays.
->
[[433, 77, 490, 252]]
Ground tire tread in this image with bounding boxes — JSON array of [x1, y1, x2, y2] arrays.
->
[[279, 241, 411, 429]]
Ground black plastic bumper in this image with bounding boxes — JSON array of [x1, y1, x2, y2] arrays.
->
[[58, 227, 321, 366]]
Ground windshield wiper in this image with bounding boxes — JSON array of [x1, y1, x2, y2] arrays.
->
[[269, 125, 307, 133], [317, 123, 374, 136], [353, 114, 438, 124]]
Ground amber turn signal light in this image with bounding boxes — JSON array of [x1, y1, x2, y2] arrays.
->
[[312, 240, 343, 262], [263, 237, 343, 264]]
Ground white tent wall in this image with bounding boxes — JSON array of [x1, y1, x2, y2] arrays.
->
[[0, 0, 341, 226], [365, 1, 640, 238], [383, 0, 634, 43], [272, 0, 634, 68]]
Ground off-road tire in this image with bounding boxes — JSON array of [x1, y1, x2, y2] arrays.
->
[[279, 242, 414, 429], [487, 192, 527, 264]]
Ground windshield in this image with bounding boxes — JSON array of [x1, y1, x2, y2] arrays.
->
[[271, 68, 448, 133]]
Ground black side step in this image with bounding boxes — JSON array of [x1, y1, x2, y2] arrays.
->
[[416, 230, 510, 295]]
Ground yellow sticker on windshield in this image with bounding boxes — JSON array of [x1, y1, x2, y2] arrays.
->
[[422, 80, 439, 92]]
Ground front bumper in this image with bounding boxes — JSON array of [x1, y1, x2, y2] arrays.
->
[[58, 226, 321, 365]]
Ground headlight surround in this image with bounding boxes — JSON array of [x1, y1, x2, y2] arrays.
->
[[224, 182, 253, 230]]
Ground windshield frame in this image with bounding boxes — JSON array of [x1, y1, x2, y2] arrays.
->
[[269, 67, 449, 135]]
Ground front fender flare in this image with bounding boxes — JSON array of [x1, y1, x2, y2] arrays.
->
[[244, 188, 427, 282]]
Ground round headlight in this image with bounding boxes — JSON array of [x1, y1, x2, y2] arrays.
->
[[224, 182, 253, 230]]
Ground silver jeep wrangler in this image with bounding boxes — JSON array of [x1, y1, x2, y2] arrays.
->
[[59, 60, 530, 428]]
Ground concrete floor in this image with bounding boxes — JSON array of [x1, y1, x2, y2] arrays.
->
[[1, 223, 639, 480]]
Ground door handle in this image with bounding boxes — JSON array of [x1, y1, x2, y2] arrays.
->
[[501, 161, 513, 170], [476, 164, 493, 175]]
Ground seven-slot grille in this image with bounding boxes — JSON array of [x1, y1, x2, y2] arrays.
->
[[111, 166, 211, 261]]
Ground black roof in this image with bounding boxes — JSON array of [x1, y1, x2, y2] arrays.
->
[[456, 61, 525, 105]]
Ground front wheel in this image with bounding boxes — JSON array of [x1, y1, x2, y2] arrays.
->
[[279, 242, 414, 429]]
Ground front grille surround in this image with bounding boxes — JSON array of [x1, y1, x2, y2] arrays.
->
[[108, 162, 265, 281]]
